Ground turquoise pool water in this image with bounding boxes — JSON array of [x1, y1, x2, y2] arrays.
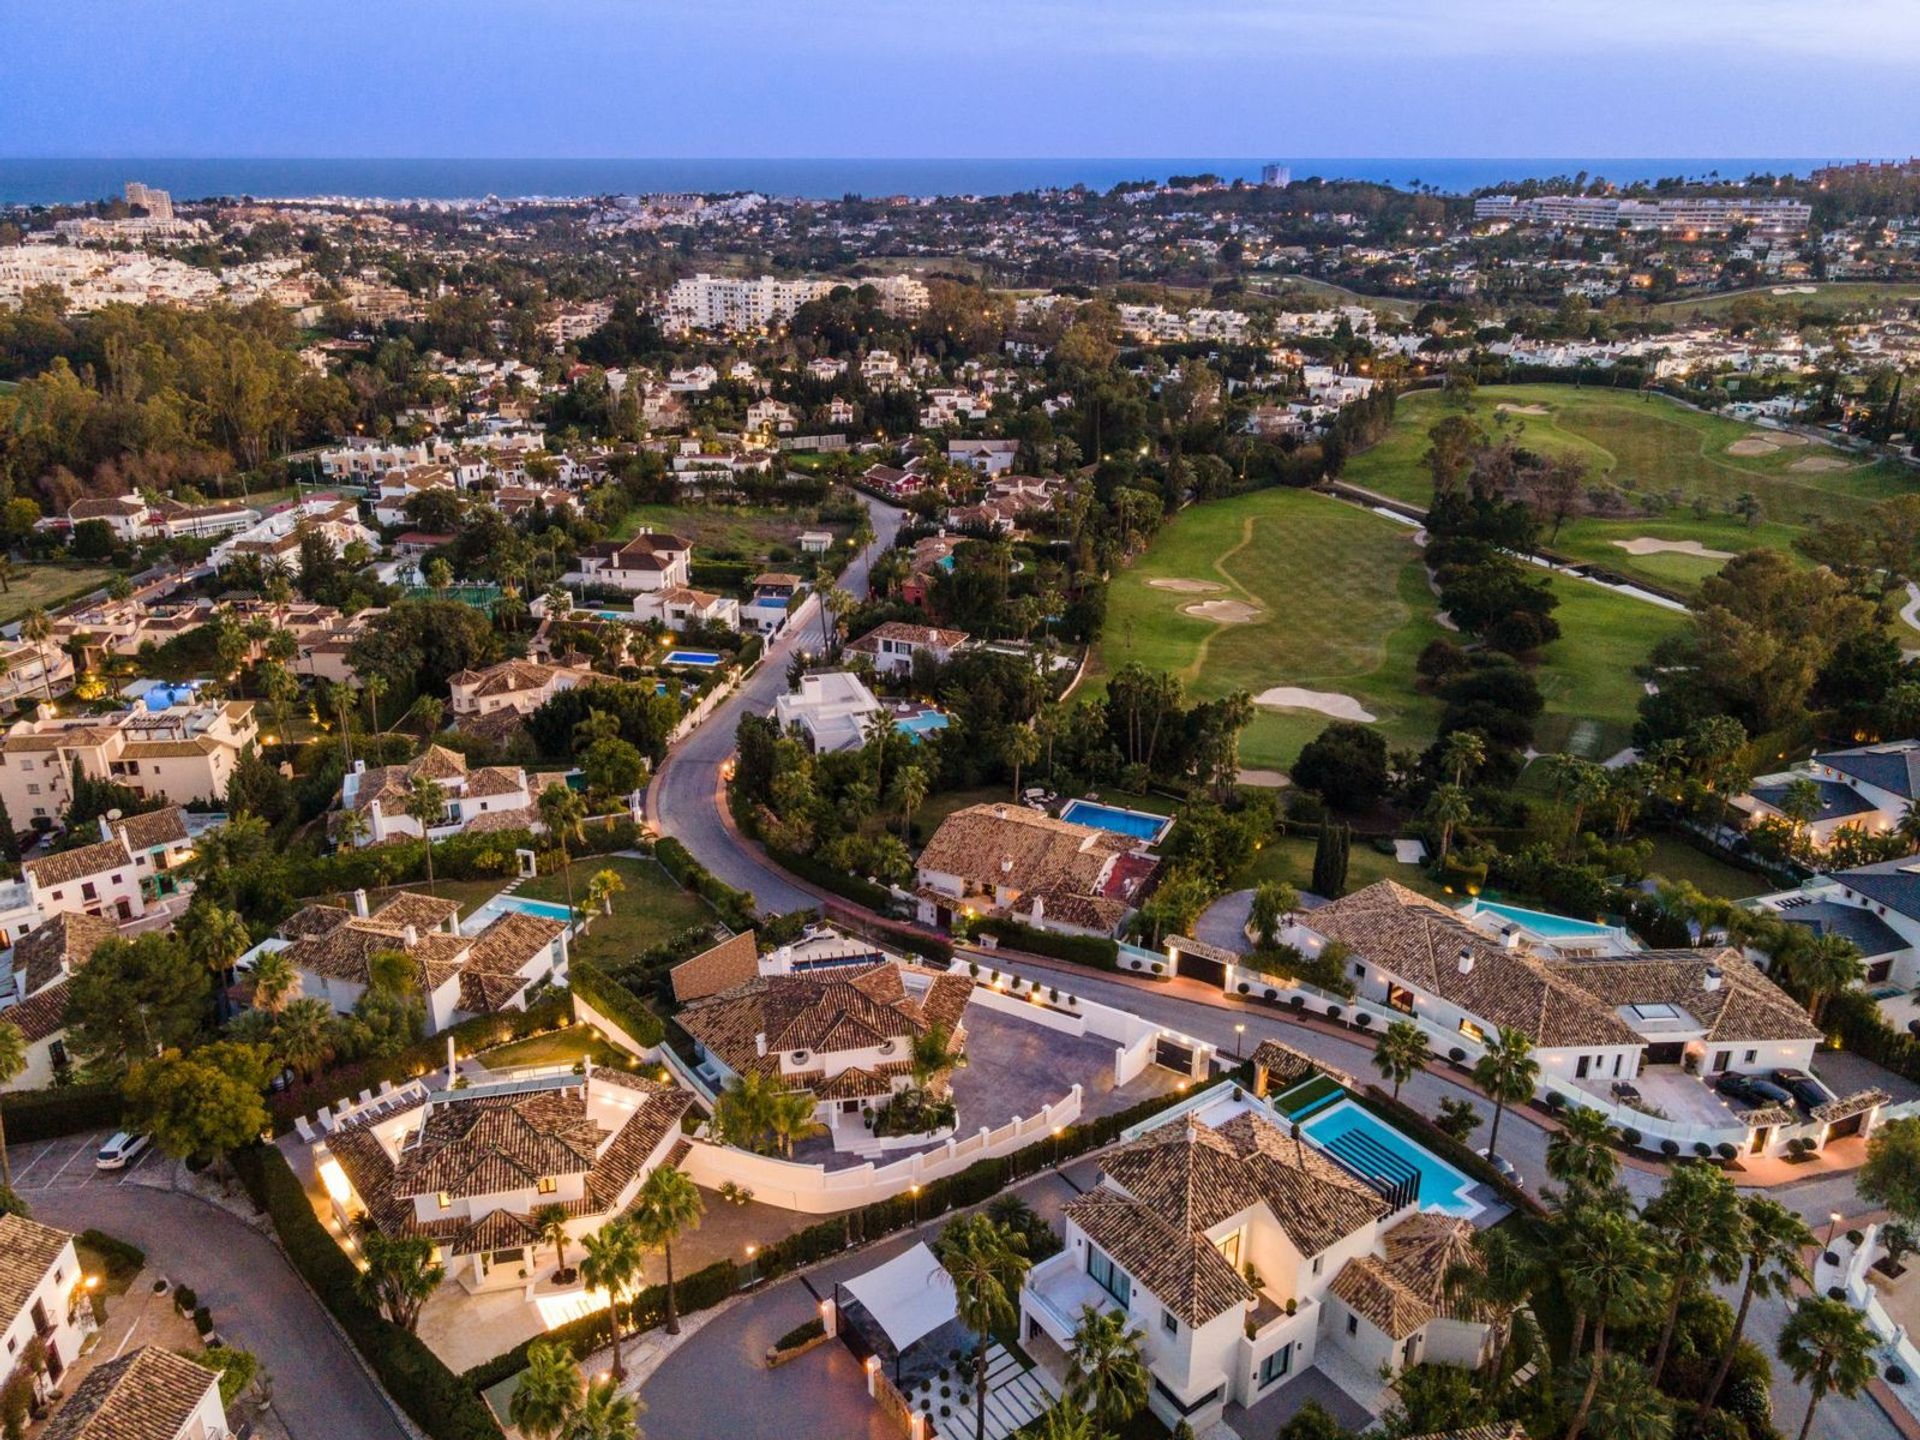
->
[[895, 711, 950, 741], [1060, 800, 1172, 843], [1301, 1099, 1480, 1217], [1468, 900, 1615, 939], [663, 650, 722, 666], [494, 896, 575, 923]]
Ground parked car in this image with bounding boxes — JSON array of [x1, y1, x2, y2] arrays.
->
[[1714, 1072, 1795, 1107], [95, 1131, 149, 1170], [1771, 1068, 1833, 1110], [1477, 1149, 1524, 1189]]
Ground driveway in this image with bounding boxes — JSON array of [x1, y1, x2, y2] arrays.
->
[[648, 492, 908, 914], [7, 1132, 409, 1440]]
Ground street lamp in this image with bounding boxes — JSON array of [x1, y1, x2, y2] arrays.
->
[[1051, 1124, 1064, 1168], [1234, 1023, 1245, 1060], [1825, 1211, 1843, 1252], [910, 1183, 922, 1225]]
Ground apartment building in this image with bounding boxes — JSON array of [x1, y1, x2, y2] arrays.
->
[[0, 641, 75, 710], [0, 700, 258, 825], [663, 273, 834, 332], [209, 499, 378, 572], [1473, 193, 1812, 238]]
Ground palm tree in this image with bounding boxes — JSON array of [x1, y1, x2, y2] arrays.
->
[[892, 764, 929, 840], [1426, 783, 1472, 867], [566, 1378, 643, 1440], [20, 608, 53, 701], [714, 1071, 774, 1154], [1546, 1107, 1620, 1194], [1777, 1297, 1878, 1440], [1000, 724, 1040, 801], [1695, 1198, 1813, 1430], [367, 947, 417, 998], [585, 868, 624, 919], [1446, 1224, 1539, 1388], [1581, 1354, 1673, 1440], [1472, 1027, 1540, 1168], [909, 1023, 953, 1089], [579, 1218, 645, 1380], [1643, 1161, 1745, 1385], [277, 997, 337, 1081], [1442, 729, 1486, 787], [936, 1214, 1032, 1440], [539, 783, 589, 919], [248, 949, 301, 1016], [179, 899, 252, 1017], [1560, 1209, 1663, 1440], [815, 584, 855, 654], [509, 1341, 584, 1440], [630, 1166, 704, 1336], [1066, 1303, 1149, 1432], [1780, 933, 1862, 1024], [1026, 1403, 1097, 1440], [1371, 1020, 1429, 1101], [363, 673, 388, 735], [405, 775, 448, 892], [355, 1227, 444, 1332], [335, 805, 370, 851], [535, 1204, 575, 1284], [0, 1019, 25, 1189], [765, 1088, 816, 1159]]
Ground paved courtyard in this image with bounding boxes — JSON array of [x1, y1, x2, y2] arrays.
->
[[792, 998, 1180, 1170]]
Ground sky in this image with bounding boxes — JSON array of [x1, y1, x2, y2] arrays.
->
[[3, 0, 1918, 159]]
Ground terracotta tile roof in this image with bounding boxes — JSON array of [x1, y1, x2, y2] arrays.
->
[[1543, 949, 1823, 1045], [464, 804, 540, 834], [1247, 1039, 1318, 1090], [669, 930, 760, 1003], [39, 1347, 220, 1440], [917, 804, 1144, 932], [1067, 1186, 1249, 1326], [5, 976, 72, 1041], [465, 766, 530, 799], [1814, 1088, 1891, 1124], [110, 806, 189, 854], [1378, 1212, 1481, 1318], [813, 1066, 901, 1101], [1402, 1425, 1531, 1440], [1169, 935, 1239, 966], [280, 903, 353, 938], [15, 911, 119, 995], [1331, 1255, 1434, 1339], [0, 1213, 73, 1321], [23, 836, 134, 890], [370, 892, 461, 933], [1098, 1110, 1388, 1261], [846, 620, 970, 653], [1306, 882, 1640, 1049], [394, 1089, 607, 1199], [456, 911, 566, 1013]]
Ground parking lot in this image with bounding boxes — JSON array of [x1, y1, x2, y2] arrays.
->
[[5, 1129, 166, 1194]]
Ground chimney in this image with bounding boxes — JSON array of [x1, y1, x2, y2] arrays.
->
[[1000, 855, 1014, 875], [1457, 946, 1475, 976], [1703, 966, 1724, 993], [1031, 895, 1045, 924], [353, 758, 366, 775], [1502, 927, 1520, 951], [754, 1032, 768, 1057], [404, 924, 419, 948], [353, 888, 370, 918], [446, 1033, 457, 1086]]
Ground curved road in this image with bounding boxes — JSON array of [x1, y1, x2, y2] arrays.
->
[[648, 493, 908, 915]]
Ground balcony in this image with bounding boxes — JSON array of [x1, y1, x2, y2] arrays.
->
[[1025, 1252, 1121, 1344], [1245, 1291, 1315, 1344]]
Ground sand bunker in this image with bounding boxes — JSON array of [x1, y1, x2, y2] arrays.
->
[[1497, 403, 1551, 416], [1184, 599, 1261, 623], [1790, 455, 1852, 473], [1253, 687, 1377, 722], [1726, 436, 1779, 456], [1612, 537, 1736, 559], [1148, 577, 1224, 594], [1236, 769, 1291, 788]]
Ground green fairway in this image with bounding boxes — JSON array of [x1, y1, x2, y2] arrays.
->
[[1647, 281, 1920, 322], [1532, 574, 1689, 758], [1341, 384, 1917, 594]]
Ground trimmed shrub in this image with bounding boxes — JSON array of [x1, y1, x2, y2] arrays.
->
[[0, 1084, 123, 1143], [1354, 1013, 1372, 1028], [568, 960, 666, 1049], [1448, 1047, 1466, 1063], [1326, 1006, 1343, 1022], [970, 917, 1118, 971], [1545, 1092, 1566, 1111], [173, 1285, 198, 1314], [1693, 1141, 1713, 1158], [768, 847, 895, 911], [1661, 1139, 1681, 1157], [773, 1317, 826, 1353], [654, 836, 756, 931], [231, 1146, 500, 1440], [1622, 1127, 1642, 1147]]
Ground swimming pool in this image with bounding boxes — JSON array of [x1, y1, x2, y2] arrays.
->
[[1059, 799, 1173, 845], [464, 893, 577, 935], [663, 650, 723, 667], [895, 711, 950, 742], [1301, 1099, 1481, 1217], [589, 609, 642, 623], [1465, 899, 1616, 940]]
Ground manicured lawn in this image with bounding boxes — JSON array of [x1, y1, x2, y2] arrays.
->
[[0, 562, 119, 628], [475, 1023, 633, 1072], [612, 501, 851, 561], [1089, 485, 1679, 771], [1642, 833, 1772, 900], [1342, 384, 1916, 594], [314, 877, 508, 916], [1647, 281, 1920, 322], [520, 855, 714, 959], [1232, 831, 1449, 900]]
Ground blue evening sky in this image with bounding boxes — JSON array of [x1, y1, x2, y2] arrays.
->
[[3, 0, 1916, 158]]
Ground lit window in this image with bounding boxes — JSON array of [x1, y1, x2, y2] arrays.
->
[[437, 1191, 452, 1210], [537, 1176, 557, 1195]]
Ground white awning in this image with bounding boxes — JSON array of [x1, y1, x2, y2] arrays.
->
[[840, 1242, 956, 1354]]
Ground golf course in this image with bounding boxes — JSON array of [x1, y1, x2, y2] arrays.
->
[[1340, 383, 1915, 594], [1086, 485, 1687, 772]]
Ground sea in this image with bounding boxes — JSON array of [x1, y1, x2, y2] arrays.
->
[[0, 157, 1834, 207]]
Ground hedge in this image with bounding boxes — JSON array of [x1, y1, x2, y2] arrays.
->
[[568, 959, 666, 1050], [267, 992, 572, 1130], [231, 1145, 500, 1440], [0, 1083, 123, 1143], [1825, 988, 1920, 1085], [971, 918, 1118, 971], [653, 836, 757, 930], [769, 847, 895, 911]]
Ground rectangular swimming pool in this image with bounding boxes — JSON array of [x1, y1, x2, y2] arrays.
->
[[1301, 1098, 1481, 1217], [663, 650, 723, 667], [463, 893, 577, 935], [1059, 799, 1173, 845], [894, 711, 950, 741], [1467, 899, 1616, 940]]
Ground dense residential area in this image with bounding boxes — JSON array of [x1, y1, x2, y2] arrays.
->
[[6, 150, 1920, 1440]]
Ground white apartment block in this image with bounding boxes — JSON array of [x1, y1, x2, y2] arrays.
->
[[664, 274, 834, 332], [1473, 194, 1812, 238], [0, 700, 258, 825]]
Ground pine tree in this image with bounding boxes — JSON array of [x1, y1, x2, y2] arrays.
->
[[1311, 821, 1335, 897]]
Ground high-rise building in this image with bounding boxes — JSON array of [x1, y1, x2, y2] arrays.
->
[[124, 181, 174, 222], [1260, 163, 1292, 188]]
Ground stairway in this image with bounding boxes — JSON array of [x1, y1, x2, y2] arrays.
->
[[1319, 1126, 1423, 1207]]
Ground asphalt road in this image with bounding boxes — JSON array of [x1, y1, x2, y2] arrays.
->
[[648, 491, 907, 914], [9, 1131, 410, 1440]]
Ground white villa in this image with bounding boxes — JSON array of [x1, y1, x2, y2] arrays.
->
[[317, 1066, 692, 1294], [630, 585, 742, 633], [0, 1214, 96, 1398], [336, 746, 567, 846], [915, 804, 1159, 939], [844, 620, 969, 677], [1021, 1097, 1489, 1432], [567, 531, 691, 593], [38, 1347, 228, 1440], [773, 671, 885, 753], [447, 659, 596, 720], [1734, 740, 1920, 851]]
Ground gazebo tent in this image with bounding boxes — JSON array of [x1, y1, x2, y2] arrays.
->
[[838, 1241, 958, 1356]]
